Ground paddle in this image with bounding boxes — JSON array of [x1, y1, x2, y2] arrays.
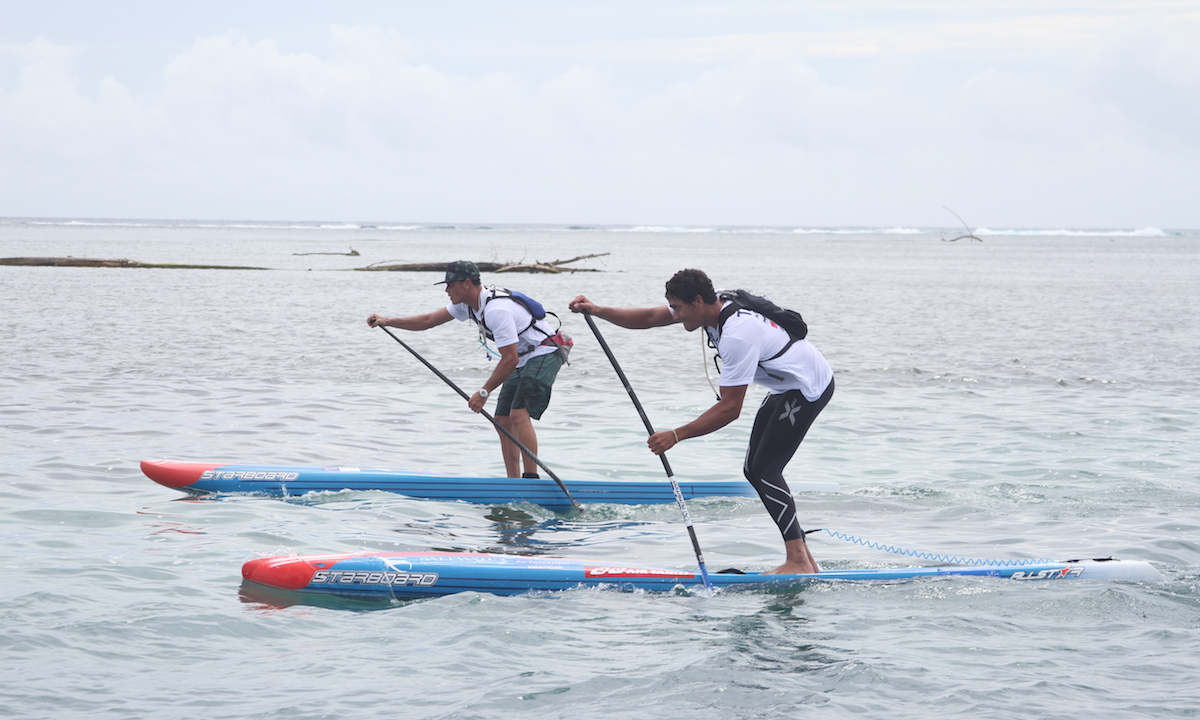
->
[[376, 325, 583, 513], [581, 311, 713, 589]]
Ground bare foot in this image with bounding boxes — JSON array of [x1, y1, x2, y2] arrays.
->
[[764, 538, 821, 574], [763, 560, 819, 575]]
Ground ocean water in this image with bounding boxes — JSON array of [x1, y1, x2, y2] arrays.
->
[[1, 218, 1198, 719]]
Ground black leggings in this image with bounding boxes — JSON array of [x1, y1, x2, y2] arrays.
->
[[742, 378, 834, 542]]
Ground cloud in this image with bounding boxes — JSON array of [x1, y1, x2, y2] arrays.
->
[[1, 13, 1198, 225], [1083, 20, 1200, 148], [0, 38, 163, 167]]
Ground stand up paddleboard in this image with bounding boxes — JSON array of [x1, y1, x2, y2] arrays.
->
[[142, 459, 840, 511], [240, 551, 1164, 601]]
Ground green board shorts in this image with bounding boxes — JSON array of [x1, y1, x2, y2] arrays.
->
[[494, 351, 563, 420]]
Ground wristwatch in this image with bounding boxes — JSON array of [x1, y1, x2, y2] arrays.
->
[[478, 388, 490, 398]]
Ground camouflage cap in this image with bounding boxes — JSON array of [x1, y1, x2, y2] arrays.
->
[[435, 260, 481, 284]]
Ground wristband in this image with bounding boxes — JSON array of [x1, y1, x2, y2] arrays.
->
[[478, 388, 490, 398], [671, 429, 680, 443]]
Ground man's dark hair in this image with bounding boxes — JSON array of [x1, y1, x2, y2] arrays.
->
[[664, 269, 717, 305]]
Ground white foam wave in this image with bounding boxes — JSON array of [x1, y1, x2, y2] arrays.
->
[[975, 227, 1171, 237], [615, 225, 719, 233], [2, 218, 1190, 237], [192, 222, 366, 230], [792, 227, 924, 235], [621, 225, 857, 234], [26, 219, 161, 228]]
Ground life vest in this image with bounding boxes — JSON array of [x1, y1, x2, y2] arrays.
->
[[469, 287, 573, 361], [708, 289, 807, 378]]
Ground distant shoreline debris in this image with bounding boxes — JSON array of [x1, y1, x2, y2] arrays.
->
[[0, 251, 610, 273], [358, 252, 610, 273], [941, 207, 983, 242], [294, 247, 360, 256], [0, 257, 269, 269]]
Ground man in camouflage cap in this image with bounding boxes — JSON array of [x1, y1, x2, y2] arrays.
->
[[368, 261, 567, 478]]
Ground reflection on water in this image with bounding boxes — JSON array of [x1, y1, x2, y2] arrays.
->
[[238, 580, 413, 611], [481, 506, 568, 553]]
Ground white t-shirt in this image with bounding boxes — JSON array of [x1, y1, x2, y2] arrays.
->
[[700, 299, 833, 401], [447, 289, 558, 367]]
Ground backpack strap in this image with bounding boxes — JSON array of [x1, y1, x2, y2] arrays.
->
[[765, 336, 799, 363], [471, 289, 537, 337], [714, 298, 798, 365], [470, 288, 561, 356], [717, 299, 740, 331]]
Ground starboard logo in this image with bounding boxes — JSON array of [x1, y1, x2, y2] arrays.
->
[[311, 570, 439, 586], [585, 566, 695, 578], [1009, 566, 1084, 580], [200, 470, 300, 481]]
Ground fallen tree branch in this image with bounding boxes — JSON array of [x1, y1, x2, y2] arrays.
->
[[358, 261, 506, 272], [0, 257, 269, 269], [2, 251, 611, 273], [358, 253, 609, 273], [547, 252, 610, 266], [941, 207, 983, 242], [294, 247, 360, 256]]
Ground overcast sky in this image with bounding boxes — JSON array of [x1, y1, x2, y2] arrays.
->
[[1, 1, 1197, 228]]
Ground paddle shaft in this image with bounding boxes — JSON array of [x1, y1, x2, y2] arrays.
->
[[377, 325, 582, 512], [581, 312, 713, 588]]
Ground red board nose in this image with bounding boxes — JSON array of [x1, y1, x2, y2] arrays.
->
[[140, 460, 224, 488], [242, 555, 352, 591]]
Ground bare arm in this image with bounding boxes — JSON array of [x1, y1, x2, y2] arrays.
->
[[367, 307, 454, 331], [568, 295, 678, 329], [647, 384, 748, 455]]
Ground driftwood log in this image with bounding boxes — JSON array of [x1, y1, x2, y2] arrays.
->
[[0, 257, 269, 269], [1, 251, 609, 273], [358, 252, 609, 273], [293, 247, 360, 256]]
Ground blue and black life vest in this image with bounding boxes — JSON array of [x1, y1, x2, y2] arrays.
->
[[470, 288, 572, 361], [707, 290, 807, 379]]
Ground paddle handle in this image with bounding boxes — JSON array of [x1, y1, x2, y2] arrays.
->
[[378, 325, 582, 512]]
